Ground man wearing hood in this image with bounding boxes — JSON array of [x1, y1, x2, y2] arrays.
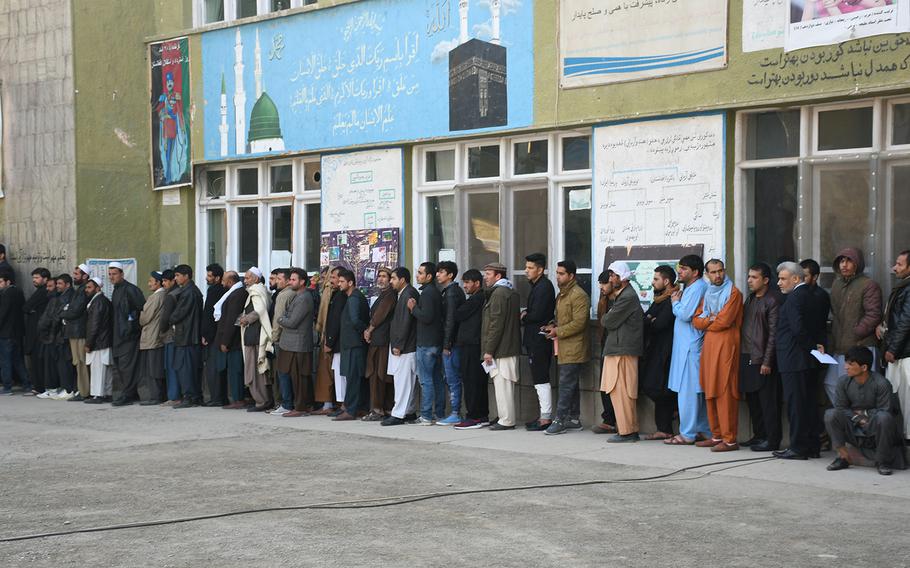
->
[[640, 265, 678, 440], [481, 262, 522, 431], [824, 248, 883, 406], [599, 261, 644, 443], [692, 260, 744, 452], [881, 249, 910, 439]]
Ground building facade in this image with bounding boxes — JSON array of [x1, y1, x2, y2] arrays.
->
[[2, 0, 910, 424]]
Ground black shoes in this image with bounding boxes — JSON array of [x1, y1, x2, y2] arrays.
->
[[750, 441, 779, 452], [877, 463, 893, 476], [83, 397, 105, 404], [174, 399, 199, 409], [525, 420, 550, 432], [204, 400, 227, 407], [381, 416, 406, 426], [826, 457, 849, 471], [489, 423, 515, 431], [740, 437, 764, 447], [773, 449, 807, 460], [139, 400, 160, 406], [111, 398, 134, 407], [68, 394, 85, 402]]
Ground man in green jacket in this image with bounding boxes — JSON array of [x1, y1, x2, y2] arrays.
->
[[543, 260, 591, 435], [481, 262, 521, 431], [600, 261, 644, 442]]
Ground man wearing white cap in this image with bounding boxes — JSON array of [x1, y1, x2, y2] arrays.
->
[[109, 262, 146, 406], [599, 261, 644, 442], [60, 263, 91, 400], [83, 277, 114, 403], [240, 267, 274, 411]]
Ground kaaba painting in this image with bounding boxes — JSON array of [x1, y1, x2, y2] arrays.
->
[[448, 0, 508, 132]]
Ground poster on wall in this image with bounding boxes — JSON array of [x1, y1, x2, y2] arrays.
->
[[592, 113, 726, 284], [743, 0, 788, 52], [320, 228, 400, 297], [201, 0, 534, 160], [150, 37, 191, 190], [559, 0, 727, 88], [785, 0, 910, 52], [321, 148, 404, 232], [85, 258, 138, 298], [602, 245, 704, 308]]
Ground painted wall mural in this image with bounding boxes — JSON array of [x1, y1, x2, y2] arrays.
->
[[150, 38, 191, 189], [201, 0, 534, 160]]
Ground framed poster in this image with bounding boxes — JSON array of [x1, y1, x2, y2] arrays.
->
[[150, 37, 191, 190]]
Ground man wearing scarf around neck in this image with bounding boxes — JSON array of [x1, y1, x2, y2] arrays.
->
[[693, 259, 744, 452], [239, 267, 274, 412], [640, 265, 679, 440], [481, 262, 522, 431]]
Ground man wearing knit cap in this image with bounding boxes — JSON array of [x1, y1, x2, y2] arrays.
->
[[599, 261, 644, 442], [481, 262, 522, 430], [83, 276, 114, 403], [60, 263, 91, 400]]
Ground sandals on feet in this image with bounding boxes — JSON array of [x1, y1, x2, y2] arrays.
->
[[663, 434, 695, 445]]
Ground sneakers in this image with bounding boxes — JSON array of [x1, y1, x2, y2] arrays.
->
[[545, 420, 568, 435], [436, 414, 462, 426], [37, 389, 60, 399], [269, 406, 291, 416], [565, 418, 583, 431], [454, 419, 489, 430], [415, 416, 435, 426], [607, 432, 640, 443], [381, 416, 407, 426], [52, 390, 74, 401], [22, 390, 38, 397], [0, 388, 13, 395], [489, 423, 516, 431], [525, 419, 551, 432]]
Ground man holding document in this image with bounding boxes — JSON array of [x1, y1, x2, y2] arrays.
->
[[481, 262, 521, 431]]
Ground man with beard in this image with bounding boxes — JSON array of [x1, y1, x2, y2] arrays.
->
[[59, 263, 90, 400], [640, 265, 678, 440], [22, 268, 51, 395], [363, 267, 397, 421]]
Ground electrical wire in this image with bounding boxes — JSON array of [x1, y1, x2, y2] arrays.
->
[[0, 456, 775, 543]]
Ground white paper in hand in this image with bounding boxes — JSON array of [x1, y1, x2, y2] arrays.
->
[[811, 350, 838, 365], [481, 359, 497, 374]]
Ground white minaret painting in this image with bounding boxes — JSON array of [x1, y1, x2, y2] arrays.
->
[[219, 72, 228, 157], [490, 0, 501, 45], [233, 28, 247, 155], [459, 0, 469, 44], [254, 29, 263, 99]]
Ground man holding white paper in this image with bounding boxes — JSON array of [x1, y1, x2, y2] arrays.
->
[[481, 262, 522, 431]]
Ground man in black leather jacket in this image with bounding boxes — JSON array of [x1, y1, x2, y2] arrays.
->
[[437, 261, 465, 426], [171, 265, 204, 408], [109, 262, 146, 406], [882, 250, 910, 439]]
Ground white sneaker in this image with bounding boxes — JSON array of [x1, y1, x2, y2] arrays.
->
[[36, 390, 55, 399], [269, 407, 290, 416], [415, 416, 435, 426], [55, 390, 75, 401]]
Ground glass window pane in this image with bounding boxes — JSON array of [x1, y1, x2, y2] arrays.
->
[[818, 107, 873, 151], [745, 110, 800, 160], [819, 167, 871, 266], [204, 0, 224, 23], [893, 103, 910, 146], [513, 188, 548, 266], [467, 192, 500, 268], [271, 205, 292, 255], [563, 186, 592, 269], [746, 168, 798, 267], [576, 273, 592, 299], [562, 136, 590, 171], [271, 0, 291, 11], [892, 165, 910, 255], [207, 209, 226, 266], [468, 145, 500, 179], [427, 195, 456, 263], [513, 274, 531, 308], [237, 168, 258, 195], [238, 207, 259, 271], [206, 169, 226, 198], [426, 150, 455, 182], [237, 0, 258, 18], [304, 161, 321, 191], [514, 140, 548, 175], [270, 165, 293, 194], [305, 203, 321, 272]]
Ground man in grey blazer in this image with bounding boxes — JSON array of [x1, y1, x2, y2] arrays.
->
[[277, 268, 315, 417]]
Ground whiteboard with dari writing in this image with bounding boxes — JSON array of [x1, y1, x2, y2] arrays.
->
[[321, 148, 404, 232], [592, 113, 725, 281]]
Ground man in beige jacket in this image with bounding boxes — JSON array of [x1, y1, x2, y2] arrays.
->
[[138, 272, 167, 405]]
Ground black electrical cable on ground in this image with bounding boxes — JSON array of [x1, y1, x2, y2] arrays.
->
[[0, 456, 775, 543]]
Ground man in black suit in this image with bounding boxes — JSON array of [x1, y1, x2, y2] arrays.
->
[[773, 262, 822, 460]]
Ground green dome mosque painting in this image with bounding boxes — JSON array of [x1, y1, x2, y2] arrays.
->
[[248, 91, 284, 152]]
